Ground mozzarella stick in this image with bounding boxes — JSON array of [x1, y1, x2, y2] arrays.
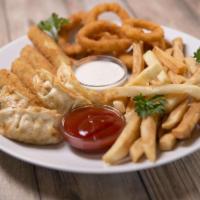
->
[[159, 133, 176, 151], [172, 37, 184, 61], [103, 109, 141, 164], [141, 115, 158, 161], [172, 102, 200, 139], [129, 138, 144, 162], [20, 45, 55, 73], [162, 100, 188, 129]]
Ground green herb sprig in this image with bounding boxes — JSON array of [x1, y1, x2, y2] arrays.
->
[[193, 47, 200, 63], [133, 94, 166, 118], [38, 13, 68, 41]]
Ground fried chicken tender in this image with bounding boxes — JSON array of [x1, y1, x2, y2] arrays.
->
[[20, 45, 56, 73], [0, 69, 41, 107]]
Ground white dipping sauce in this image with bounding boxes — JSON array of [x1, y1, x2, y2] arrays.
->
[[75, 60, 126, 88]]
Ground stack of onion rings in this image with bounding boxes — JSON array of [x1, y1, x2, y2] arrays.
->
[[56, 3, 168, 70], [77, 20, 131, 54]]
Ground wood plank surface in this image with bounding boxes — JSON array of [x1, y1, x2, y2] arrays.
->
[[1, 0, 200, 200]]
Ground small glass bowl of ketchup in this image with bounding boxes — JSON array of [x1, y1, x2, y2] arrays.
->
[[60, 105, 125, 153]]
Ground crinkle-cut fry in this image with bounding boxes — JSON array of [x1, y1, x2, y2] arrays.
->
[[172, 37, 184, 61], [153, 46, 186, 74], [165, 94, 187, 112], [168, 71, 186, 84], [132, 42, 144, 77], [29, 26, 106, 105], [165, 48, 173, 56], [162, 100, 188, 129], [172, 102, 200, 139], [129, 138, 144, 162], [126, 63, 162, 86], [141, 115, 158, 161], [185, 57, 199, 75], [113, 99, 126, 113], [102, 109, 141, 164], [143, 50, 161, 66], [159, 133, 176, 151], [20, 45, 55, 74], [105, 84, 200, 101]]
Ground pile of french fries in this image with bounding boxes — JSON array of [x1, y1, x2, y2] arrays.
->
[[103, 37, 200, 165]]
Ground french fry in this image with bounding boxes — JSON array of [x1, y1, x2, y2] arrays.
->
[[157, 70, 171, 84], [153, 46, 186, 74], [159, 133, 176, 151], [132, 42, 144, 76], [126, 63, 162, 86], [106, 84, 200, 101], [143, 50, 161, 66], [102, 109, 141, 164], [172, 102, 200, 139], [165, 94, 187, 112], [185, 57, 199, 75], [168, 70, 186, 84], [113, 99, 126, 113], [165, 48, 173, 56], [186, 68, 200, 85], [129, 138, 144, 162], [141, 115, 158, 161], [162, 100, 188, 129], [172, 37, 184, 61]]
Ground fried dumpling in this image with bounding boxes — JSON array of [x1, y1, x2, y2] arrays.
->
[[0, 106, 62, 145]]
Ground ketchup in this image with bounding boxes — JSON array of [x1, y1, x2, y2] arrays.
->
[[61, 106, 125, 152]]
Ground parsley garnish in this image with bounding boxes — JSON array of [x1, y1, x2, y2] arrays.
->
[[133, 94, 166, 118], [193, 47, 200, 63], [38, 13, 68, 41]]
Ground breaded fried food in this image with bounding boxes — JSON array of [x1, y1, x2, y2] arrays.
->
[[0, 106, 62, 145], [12, 57, 90, 113], [20, 45, 55, 73], [28, 26, 106, 105], [0, 69, 41, 107]]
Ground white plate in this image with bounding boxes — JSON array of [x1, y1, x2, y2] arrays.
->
[[0, 27, 200, 174]]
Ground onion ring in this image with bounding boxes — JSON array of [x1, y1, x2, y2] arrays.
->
[[122, 19, 164, 42], [77, 20, 131, 54], [58, 12, 88, 57], [85, 3, 130, 24]]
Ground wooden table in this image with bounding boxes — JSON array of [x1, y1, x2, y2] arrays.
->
[[1, 0, 200, 199]]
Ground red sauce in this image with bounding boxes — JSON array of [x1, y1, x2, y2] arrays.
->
[[61, 106, 125, 152]]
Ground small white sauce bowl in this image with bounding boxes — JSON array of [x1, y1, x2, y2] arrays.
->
[[73, 55, 128, 90]]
